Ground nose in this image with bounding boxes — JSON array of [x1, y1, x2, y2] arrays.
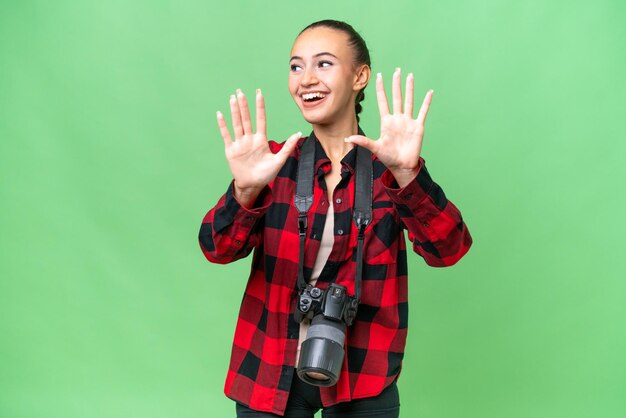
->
[[301, 66, 318, 87]]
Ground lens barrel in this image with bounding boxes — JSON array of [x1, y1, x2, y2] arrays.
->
[[296, 315, 346, 386]]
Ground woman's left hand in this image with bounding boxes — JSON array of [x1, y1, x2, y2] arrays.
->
[[345, 68, 433, 188]]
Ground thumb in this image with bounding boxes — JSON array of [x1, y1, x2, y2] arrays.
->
[[345, 135, 378, 154], [277, 131, 302, 160]]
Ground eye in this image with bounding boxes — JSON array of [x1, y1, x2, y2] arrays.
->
[[319, 61, 333, 68], [290, 64, 302, 72]]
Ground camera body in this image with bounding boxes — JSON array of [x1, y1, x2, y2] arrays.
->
[[294, 283, 359, 386], [295, 282, 358, 326]]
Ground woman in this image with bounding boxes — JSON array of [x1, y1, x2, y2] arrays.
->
[[199, 20, 472, 418]]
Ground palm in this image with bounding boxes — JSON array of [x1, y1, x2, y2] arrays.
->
[[225, 132, 288, 188], [216, 89, 301, 190], [346, 69, 433, 176], [377, 113, 424, 171]]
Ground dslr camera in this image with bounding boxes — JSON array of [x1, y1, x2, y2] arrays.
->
[[294, 282, 359, 386]]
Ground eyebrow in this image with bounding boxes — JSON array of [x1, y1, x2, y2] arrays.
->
[[290, 52, 338, 61]]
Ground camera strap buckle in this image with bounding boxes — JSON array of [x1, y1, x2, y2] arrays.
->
[[298, 215, 307, 237]]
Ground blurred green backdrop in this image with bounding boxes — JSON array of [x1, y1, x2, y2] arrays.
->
[[1, 1, 625, 417]]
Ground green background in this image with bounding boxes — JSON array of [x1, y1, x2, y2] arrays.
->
[[1, 1, 625, 417]]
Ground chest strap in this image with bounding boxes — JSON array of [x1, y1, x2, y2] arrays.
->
[[294, 135, 372, 303]]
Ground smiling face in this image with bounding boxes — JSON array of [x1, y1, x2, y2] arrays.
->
[[288, 26, 369, 127]]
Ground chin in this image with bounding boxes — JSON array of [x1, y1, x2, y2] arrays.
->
[[301, 112, 329, 125], [292, 95, 331, 124], [300, 109, 329, 125], [298, 106, 336, 126]]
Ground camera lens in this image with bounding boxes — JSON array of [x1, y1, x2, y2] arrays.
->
[[296, 314, 345, 386]]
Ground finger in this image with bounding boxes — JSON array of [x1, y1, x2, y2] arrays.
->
[[276, 131, 302, 160], [404, 73, 414, 117], [416, 89, 434, 126], [392, 67, 402, 114], [229, 94, 244, 138], [236, 89, 253, 135], [375, 73, 390, 117], [344, 135, 380, 155], [216, 111, 232, 148], [256, 89, 266, 137]]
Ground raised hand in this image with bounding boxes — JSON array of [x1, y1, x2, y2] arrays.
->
[[217, 89, 301, 206], [345, 68, 433, 187]]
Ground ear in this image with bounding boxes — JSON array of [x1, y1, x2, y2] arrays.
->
[[353, 64, 371, 92]]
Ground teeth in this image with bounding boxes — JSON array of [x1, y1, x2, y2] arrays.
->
[[302, 92, 327, 101]]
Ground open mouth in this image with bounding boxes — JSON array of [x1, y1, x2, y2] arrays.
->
[[301, 92, 328, 106]]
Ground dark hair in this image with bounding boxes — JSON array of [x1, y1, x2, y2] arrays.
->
[[299, 20, 371, 122]]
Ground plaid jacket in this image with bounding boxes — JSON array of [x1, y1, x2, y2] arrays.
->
[[198, 133, 472, 415]]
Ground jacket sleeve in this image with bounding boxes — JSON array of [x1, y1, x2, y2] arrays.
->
[[380, 157, 472, 267], [198, 181, 273, 264]]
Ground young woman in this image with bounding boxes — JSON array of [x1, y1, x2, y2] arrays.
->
[[199, 20, 472, 418]]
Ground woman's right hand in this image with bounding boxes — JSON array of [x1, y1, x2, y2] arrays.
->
[[216, 89, 301, 207]]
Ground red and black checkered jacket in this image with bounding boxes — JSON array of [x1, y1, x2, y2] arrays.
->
[[198, 133, 472, 415]]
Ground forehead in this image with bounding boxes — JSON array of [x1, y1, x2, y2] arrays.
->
[[290, 27, 352, 60]]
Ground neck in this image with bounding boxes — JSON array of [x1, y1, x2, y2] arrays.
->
[[312, 116, 358, 162]]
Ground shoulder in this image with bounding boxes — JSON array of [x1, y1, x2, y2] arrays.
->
[[371, 153, 388, 180]]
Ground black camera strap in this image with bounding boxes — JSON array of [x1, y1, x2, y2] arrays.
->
[[294, 134, 372, 303], [352, 141, 373, 303], [295, 136, 316, 293]]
